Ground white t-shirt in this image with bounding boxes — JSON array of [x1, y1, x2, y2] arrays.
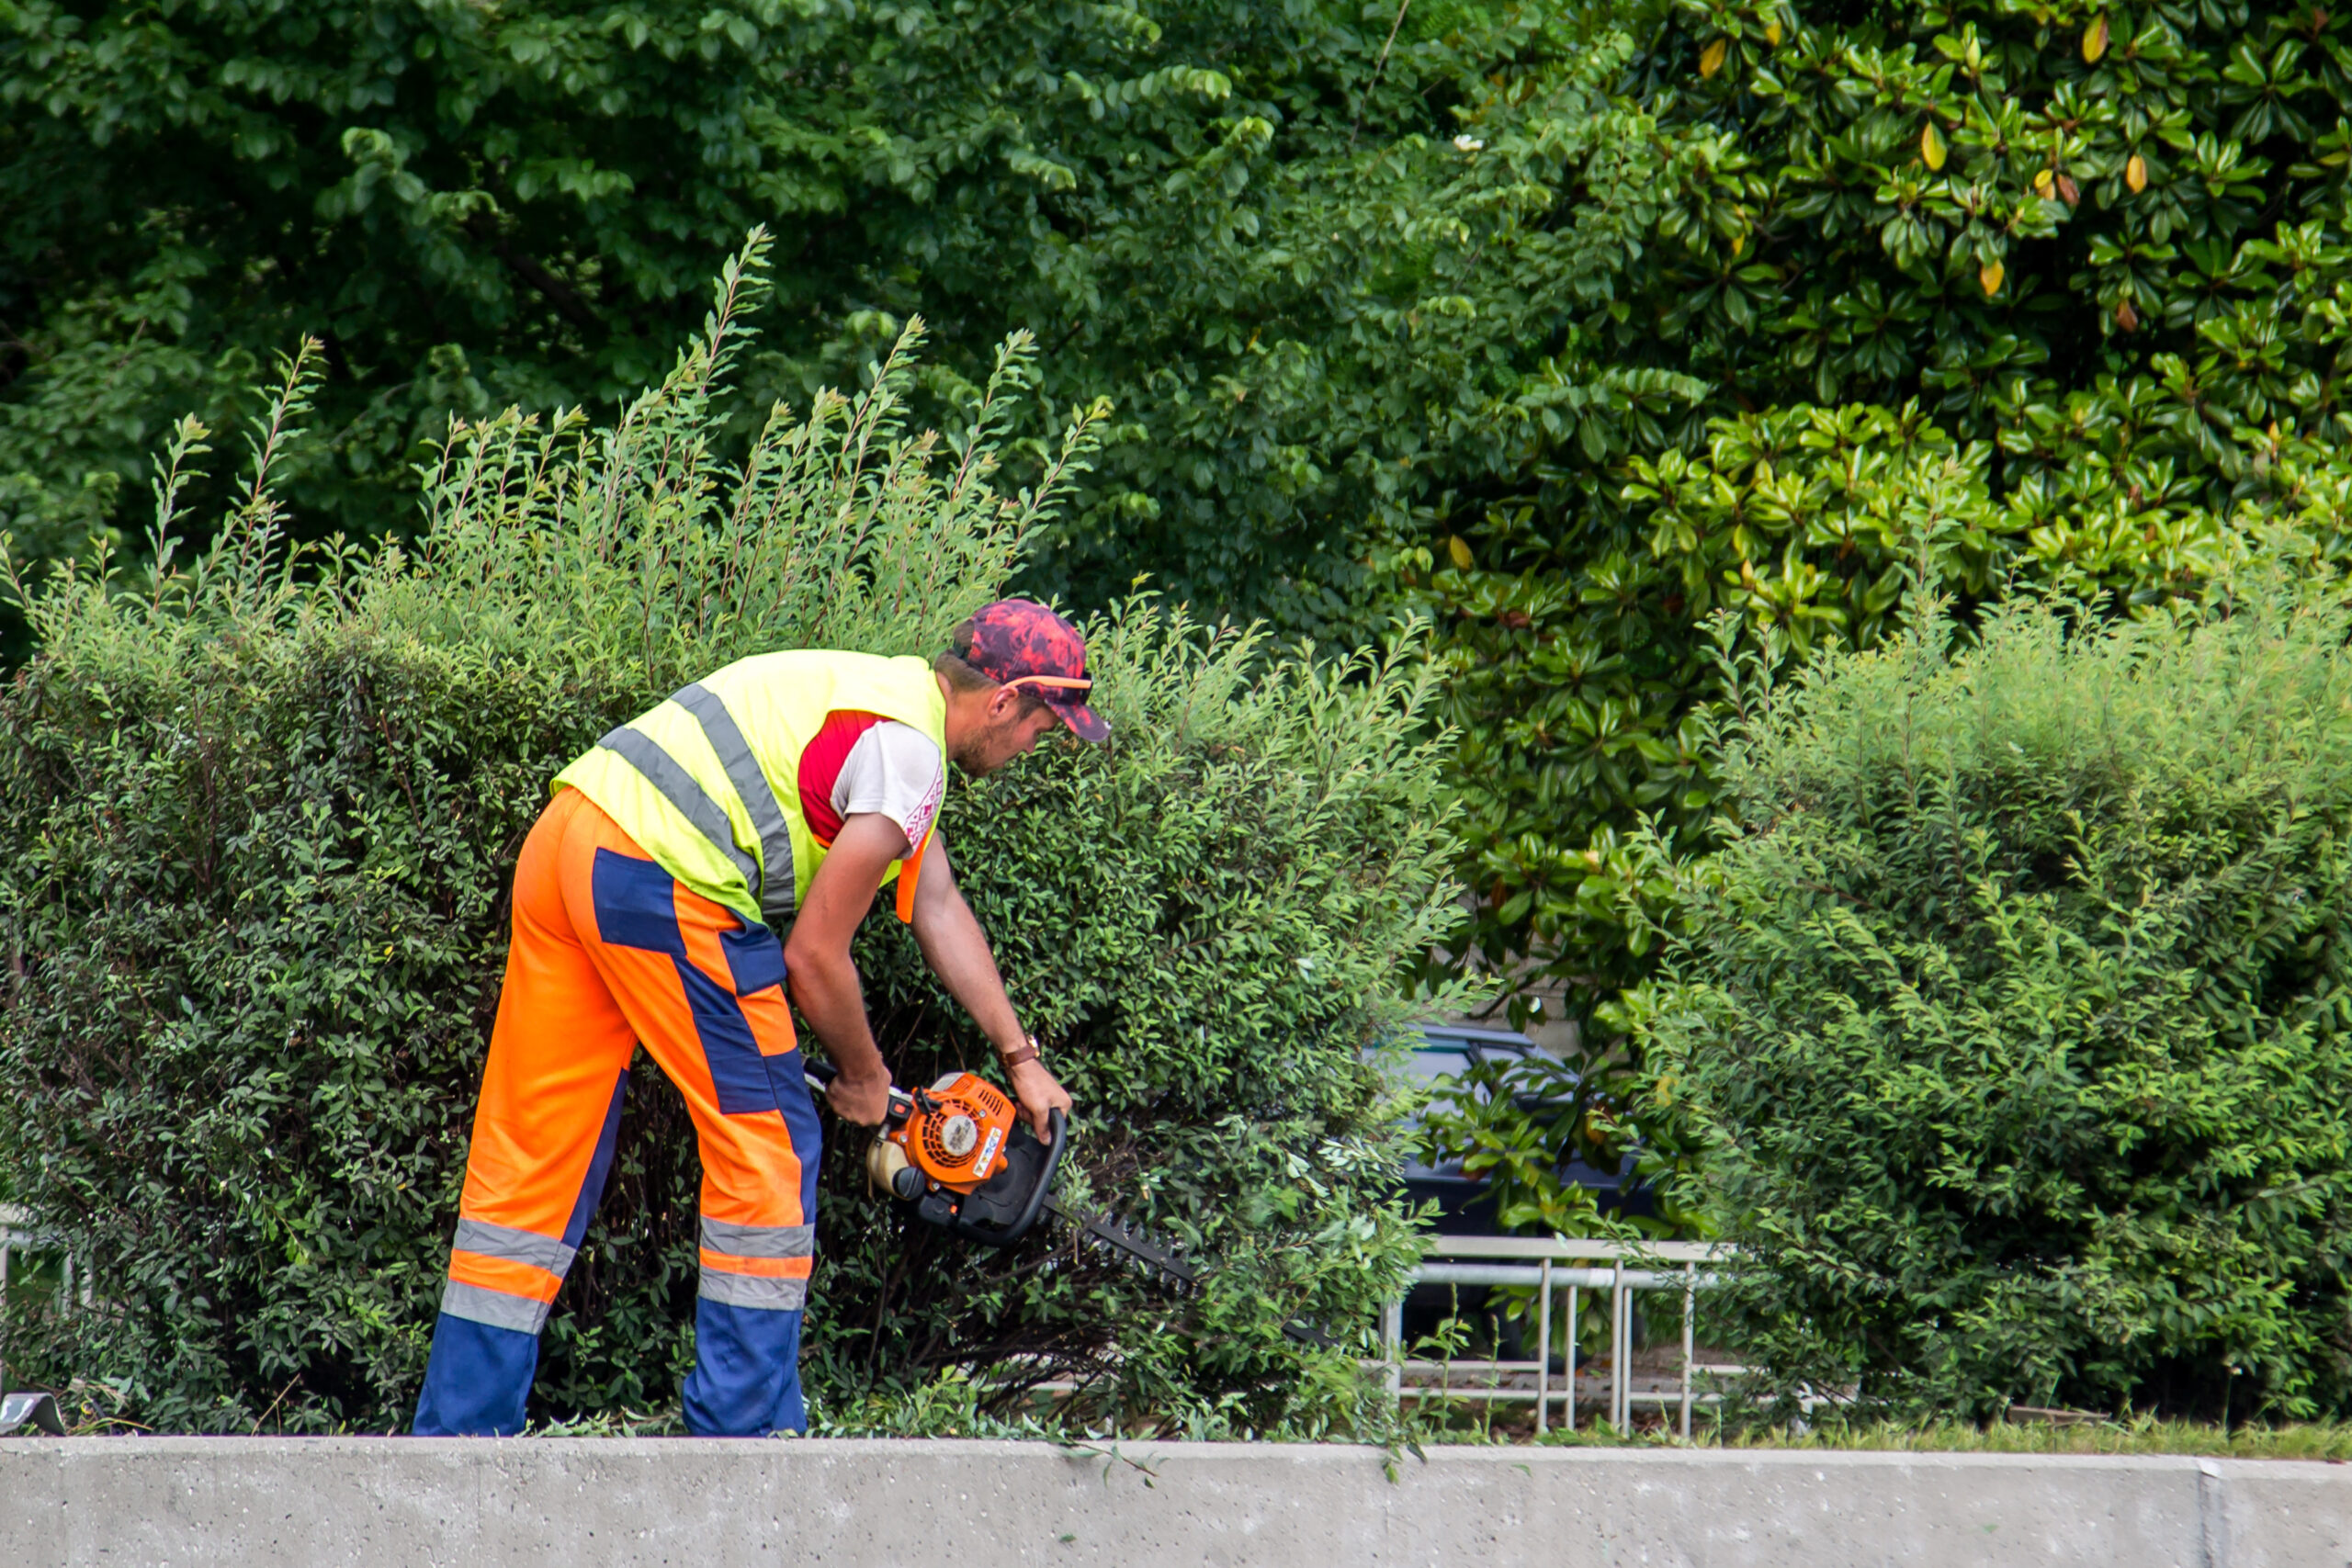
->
[[831, 719, 944, 855]]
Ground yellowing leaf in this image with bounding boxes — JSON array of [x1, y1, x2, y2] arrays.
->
[[1447, 536, 1474, 570], [2035, 168, 2055, 197], [1765, 18, 1783, 46], [1980, 261, 2006, 297], [2126, 152, 2148, 193], [2083, 15, 2109, 62], [1700, 37, 1728, 78], [1921, 122, 1948, 171]]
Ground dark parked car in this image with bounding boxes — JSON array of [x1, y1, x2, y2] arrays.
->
[[1387, 1022, 1652, 1361], [1394, 1022, 1653, 1233]]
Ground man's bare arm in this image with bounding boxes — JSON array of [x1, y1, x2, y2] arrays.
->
[[910, 831, 1074, 1138], [784, 812, 907, 1125]]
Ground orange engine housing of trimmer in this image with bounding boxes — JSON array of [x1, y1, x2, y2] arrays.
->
[[867, 1071, 1016, 1197]]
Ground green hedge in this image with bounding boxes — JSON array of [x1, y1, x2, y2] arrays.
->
[[1630, 578, 2352, 1421], [0, 242, 1461, 1434]]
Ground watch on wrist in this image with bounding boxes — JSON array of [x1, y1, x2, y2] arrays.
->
[[999, 1033, 1041, 1070]]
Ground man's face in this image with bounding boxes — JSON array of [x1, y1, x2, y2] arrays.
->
[[958, 691, 1063, 775]]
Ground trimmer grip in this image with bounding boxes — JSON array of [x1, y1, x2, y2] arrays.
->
[[801, 1058, 910, 1122], [1017, 1106, 1070, 1242], [951, 1106, 1065, 1247]]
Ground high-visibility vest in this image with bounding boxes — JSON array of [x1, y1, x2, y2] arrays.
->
[[553, 650, 948, 930]]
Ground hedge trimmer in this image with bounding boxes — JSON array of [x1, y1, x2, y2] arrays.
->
[[805, 1062, 1331, 1345], [802, 1061, 1200, 1287]]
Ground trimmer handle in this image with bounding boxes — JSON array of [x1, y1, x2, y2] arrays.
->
[[952, 1106, 1065, 1248], [801, 1059, 911, 1122]]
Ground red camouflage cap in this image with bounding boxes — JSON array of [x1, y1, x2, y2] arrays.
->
[[956, 599, 1110, 742]]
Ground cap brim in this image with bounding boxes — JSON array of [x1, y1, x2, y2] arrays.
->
[[1051, 698, 1110, 742]]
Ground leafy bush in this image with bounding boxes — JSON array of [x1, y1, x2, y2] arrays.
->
[[0, 238, 1460, 1434], [1421, 406, 2285, 1230], [1426, 0, 2352, 1064], [1628, 575, 2352, 1421]]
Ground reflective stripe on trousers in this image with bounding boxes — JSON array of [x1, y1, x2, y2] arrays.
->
[[697, 1216, 815, 1312], [441, 1217, 586, 1334]]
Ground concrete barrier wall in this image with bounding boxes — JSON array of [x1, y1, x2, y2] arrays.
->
[[4, 1436, 2349, 1567]]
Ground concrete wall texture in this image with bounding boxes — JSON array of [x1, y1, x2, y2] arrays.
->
[[3, 1437, 2349, 1567]]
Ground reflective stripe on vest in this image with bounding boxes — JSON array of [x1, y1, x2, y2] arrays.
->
[[555, 651, 949, 928], [594, 724, 761, 894], [672, 682, 798, 922]]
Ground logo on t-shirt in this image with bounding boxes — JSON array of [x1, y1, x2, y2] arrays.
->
[[902, 767, 944, 852]]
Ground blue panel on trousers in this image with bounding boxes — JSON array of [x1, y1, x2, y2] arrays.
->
[[590, 849, 686, 955], [768, 1049, 825, 1219], [719, 921, 787, 996], [684, 1296, 806, 1437], [413, 1312, 539, 1436], [562, 1069, 629, 1250], [678, 960, 777, 1116]]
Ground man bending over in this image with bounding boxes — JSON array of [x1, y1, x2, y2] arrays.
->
[[413, 600, 1098, 1436]]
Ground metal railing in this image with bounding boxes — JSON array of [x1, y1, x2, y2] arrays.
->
[[0, 1204, 28, 1303], [1380, 1235, 1734, 1438], [0, 1204, 81, 1314]]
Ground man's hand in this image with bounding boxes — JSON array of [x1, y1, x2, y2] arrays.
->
[[826, 1066, 893, 1127], [1007, 1056, 1072, 1142]]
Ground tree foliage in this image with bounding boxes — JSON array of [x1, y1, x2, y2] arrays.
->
[[2, 0, 1641, 638], [1629, 577, 2352, 1420], [26, 0, 2352, 1373], [35, 0, 2352, 1027], [0, 244, 1461, 1433], [1425, 0, 2352, 1066]]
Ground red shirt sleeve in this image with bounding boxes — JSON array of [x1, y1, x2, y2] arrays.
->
[[796, 710, 883, 847]]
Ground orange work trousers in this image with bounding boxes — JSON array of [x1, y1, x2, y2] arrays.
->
[[413, 786, 820, 1436]]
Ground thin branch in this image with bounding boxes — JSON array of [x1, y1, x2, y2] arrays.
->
[[1350, 0, 1412, 147], [469, 218, 602, 333]]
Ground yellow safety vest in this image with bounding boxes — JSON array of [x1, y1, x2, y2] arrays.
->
[[553, 651, 948, 929]]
